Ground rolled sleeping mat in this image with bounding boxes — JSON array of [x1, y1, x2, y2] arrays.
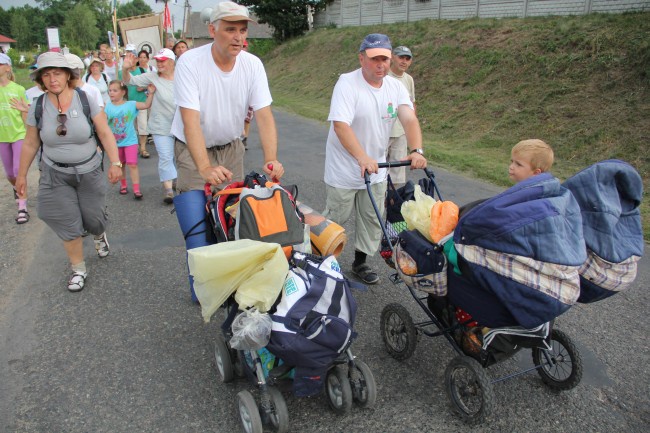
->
[[296, 201, 347, 257], [173, 190, 212, 303]]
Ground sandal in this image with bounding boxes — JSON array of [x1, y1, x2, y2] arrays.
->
[[140, 150, 150, 158], [134, 191, 143, 200], [15, 209, 30, 225], [119, 186, 128, 195], [352, 263, 379, 285], [67, 271, 87, 292]]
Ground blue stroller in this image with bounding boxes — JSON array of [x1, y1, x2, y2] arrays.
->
[[366, 161, 588, 424]]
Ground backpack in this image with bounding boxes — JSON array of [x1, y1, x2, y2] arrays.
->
[[266, 252, 365, 397], [207, 172, 304, 257], [85, 72, 109, 87], [34, 87, 104, 166]]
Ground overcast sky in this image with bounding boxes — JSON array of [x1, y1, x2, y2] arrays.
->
[[2, 0, 223, 30]]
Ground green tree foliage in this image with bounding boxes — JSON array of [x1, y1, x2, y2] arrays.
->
[[239, 0, 329, 42], [10, 13, 30, 50], [61, 3, 100, 50], [117, 0, 153, 19]]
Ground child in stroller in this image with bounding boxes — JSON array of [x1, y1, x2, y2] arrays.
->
[[366, 153, 587, 425], [188, 173, 376, 433]]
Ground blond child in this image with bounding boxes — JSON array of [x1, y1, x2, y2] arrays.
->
[[508, 139, 554, 182]]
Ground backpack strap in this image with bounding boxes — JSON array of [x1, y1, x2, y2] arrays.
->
[[102, 73, 109, 87], [138, 67, 145, 74], [74, 87, 105, 168]]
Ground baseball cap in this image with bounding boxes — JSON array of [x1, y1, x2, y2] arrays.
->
[[125, 43, 137, 53], [0, 53, 11, 65], [210, 1, 255, 23], [153, 48, 176, 62], [393, 46, 413, 58], [359, 34, 392, 58]]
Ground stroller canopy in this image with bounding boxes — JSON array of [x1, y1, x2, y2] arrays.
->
[[451, 173, 586, 328], [562, 159, 644, 303]]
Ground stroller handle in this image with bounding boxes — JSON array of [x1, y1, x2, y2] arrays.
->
[[364, 161, 434, 183]]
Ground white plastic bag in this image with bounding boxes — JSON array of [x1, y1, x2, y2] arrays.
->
[[230, 308, 273, 351], [401, 184, 436, 242]]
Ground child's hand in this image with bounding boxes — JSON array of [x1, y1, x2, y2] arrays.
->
[[147, 84, 156, 94], [10, 97, 29, 113]]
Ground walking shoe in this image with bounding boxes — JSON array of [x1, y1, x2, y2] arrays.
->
[[67, 271, 87, 292], [352, 263, 379, 285], [163, 191, 174, 204], [94, 233, 110, 258]]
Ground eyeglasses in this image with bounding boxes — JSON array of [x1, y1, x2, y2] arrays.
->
[[56, 113, 67, 137]]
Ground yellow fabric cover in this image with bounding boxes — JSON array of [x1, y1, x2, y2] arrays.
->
[[188, 240, 289, 322]]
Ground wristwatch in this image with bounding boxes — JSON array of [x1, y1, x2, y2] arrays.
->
[[111, 161, 123, 168], [410, 148, 424, 155]]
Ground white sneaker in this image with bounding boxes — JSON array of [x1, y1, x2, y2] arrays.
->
[[94, 233, 110, 258], [67, 271, 87, 292]]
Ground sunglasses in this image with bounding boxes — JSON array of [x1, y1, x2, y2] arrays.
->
[[56, 113, 67, 137]]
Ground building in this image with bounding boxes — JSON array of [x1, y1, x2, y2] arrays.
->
[[183, 12, 273, 47], [0, 34, 17, 53]]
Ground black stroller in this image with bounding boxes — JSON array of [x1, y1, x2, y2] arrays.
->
[[192, 173, 377, 433], [365, 161, 583, 425]]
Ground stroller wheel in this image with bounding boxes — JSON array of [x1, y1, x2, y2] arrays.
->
[[532, 329, 583, 391], [445, 355, 494, 425], [237, 390, 263, 433], [260, 387, 289, 433], [380, 303, 417, 360], [326, 365, 353, 415], [214, 335, 235, 383], [349, 359, 377, 408]]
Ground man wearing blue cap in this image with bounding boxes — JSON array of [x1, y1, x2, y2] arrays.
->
[[323, 34, 426, 285]]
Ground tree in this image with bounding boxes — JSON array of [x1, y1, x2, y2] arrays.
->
[[10, 13, 30, 50], [61, 3, 100, 50], [239, 0, 330, 42], [117, 0, 154, 19]]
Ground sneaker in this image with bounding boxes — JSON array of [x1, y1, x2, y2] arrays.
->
[[94, 233, 110, 258], [163, 191, 174, 204], [67, 271, 87, 292]]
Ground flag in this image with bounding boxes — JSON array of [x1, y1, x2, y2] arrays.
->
[[163, 3, 172, 31]]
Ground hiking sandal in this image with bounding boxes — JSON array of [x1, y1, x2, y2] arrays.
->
[[67, 271, 87, 292], [352, 263, 379, 285], [119, 186, 128, 195], [15, 209, 29, 225]]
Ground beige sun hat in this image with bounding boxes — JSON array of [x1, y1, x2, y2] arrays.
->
[[88, 57, 105, 71], [64, 53, 86, 72], [29, 51, 79, 81]]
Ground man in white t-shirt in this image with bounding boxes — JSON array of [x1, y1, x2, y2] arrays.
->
[[170, 1, 284, 191], [323, 33, 426, 285], [387, 45, 416, 186]]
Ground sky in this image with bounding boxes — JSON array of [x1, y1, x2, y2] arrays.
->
[[2, 0, 223, 30]]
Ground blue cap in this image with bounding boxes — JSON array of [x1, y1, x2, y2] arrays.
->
[[359, 34, 392, 58]]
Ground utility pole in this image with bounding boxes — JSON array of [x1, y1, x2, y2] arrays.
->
[[181, 0, 192, 40]]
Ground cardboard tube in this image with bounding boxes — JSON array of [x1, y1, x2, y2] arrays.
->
[[297, 201, 347, 257]]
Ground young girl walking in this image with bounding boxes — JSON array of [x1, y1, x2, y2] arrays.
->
[[105, 80, 155, 199]]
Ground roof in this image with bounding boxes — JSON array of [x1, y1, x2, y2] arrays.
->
[[0, 35, 17, 43], [184, 12, 273, 40]]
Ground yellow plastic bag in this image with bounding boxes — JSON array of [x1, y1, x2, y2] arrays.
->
[[188, 239, 289, 322], [401, 184, 436, 242], [429, 201, 460, 243]]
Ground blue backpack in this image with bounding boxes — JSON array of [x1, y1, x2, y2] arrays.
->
[[267, 253, 365, 397]]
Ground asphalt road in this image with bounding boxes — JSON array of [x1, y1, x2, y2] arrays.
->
[[1, 108, 648, 433]]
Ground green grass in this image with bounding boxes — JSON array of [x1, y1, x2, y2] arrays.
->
[[263, 12, 650, 239]]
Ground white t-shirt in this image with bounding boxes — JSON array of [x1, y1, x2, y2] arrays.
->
[[324, 69, 413, 189], [387, 70, 415, 137], [82, 73, 109, 104], [171, 45, 272, 147], [127, 72, 175, 136], [25, 86, 45, 105], [81, 83, 104, 108]]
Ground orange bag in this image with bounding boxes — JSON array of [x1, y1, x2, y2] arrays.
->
[[429, 201, 459, 243]]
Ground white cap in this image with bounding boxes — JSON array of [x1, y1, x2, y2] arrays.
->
[[210, 1, 255, 23], [125, 44, 137, 53], [153, 48, 176, 62]]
